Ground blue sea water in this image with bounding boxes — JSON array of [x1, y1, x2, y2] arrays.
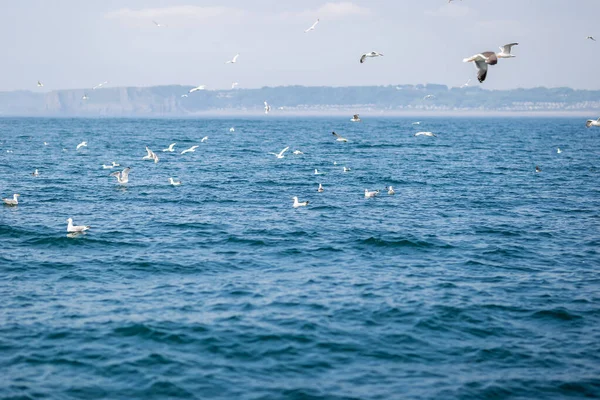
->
[[1, 116, 599, 399]]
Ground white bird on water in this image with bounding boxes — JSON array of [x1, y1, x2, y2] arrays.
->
[[386, 186, 395, 195], [143, 146, 159, 163], [365, 189, 379, 198], [557, 148, 562, 154], [293, 197, 309, 208], [102, 164, 114, 169], [586, 118, 600, 128], [67, 218, 90, 233], [343, 167, 351, 172], [293, 150, 303, 155], [360, 51, 384, 63], [229, 127, 235, 132], [332, 131, 348, 142], [32, 169, 39, 177], [318, 183, 324, 192], [269, 146, 289, 159], [112, 161, 120, 167], [415, 131, 437, 137], [93, 81, 108, 90], [497, 43, 519, 59], [314, 169, 324, 175], [163, 143, 176, 152], [304, 18, 319, 33], [181, 145, 199, 155], [201, 136, 208, 143], [2, 194, 20, 206], [225, 54, 239, 64], [110, 167, 131, 184], [350, 114, 361, 122], [169, 177, 181, 186], [76, 141, 87, 150], [264, 101, 271, 114], [189, 85, 206, 93], [412, 121, 421, 125]]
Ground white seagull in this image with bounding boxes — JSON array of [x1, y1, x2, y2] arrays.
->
[[110, 167, 131, 184], [460, 79, 471, 88], [314, 169, 324, 175], [112, 161, 120, 167], [423, 95, 435, 100], [229, 127, 235, 132], [32, 169, 40, 177], [415, 131, 437, 137], [360, 51, 384, 63], [189, 85, 206, 93], [162, 143, 176, 152], [304, 18, 319, 33], [586, 118, 600, 128], [463, 52, 498, 83], [76, 141, 87, 150], [365, 189, 380, 198], [153, 20, 167, 28], [497, 43, 519, 59], [412, 121, 421, 125], [181, 94, 188, 98], [293, 197, 309, 208], [67, 218, 90, 233], [350, 114, 361, 122], [142, 146, 159, 163], [2, 194, 20, 206], [343, 167, 351, 172], [557, 148, 562, 154], [318, 183, 324, 192], [102, 164, 114, 169], [293, 150, 303, 155], [93, 81, 108, 90], [269, 146, 289, 159], [169, 177, 181, 186], [231, 82, 239, 89], [387, 186, 395, 195], [181, 145, 199, 154], [225, 54, 240, 64], [332, 131, 348, 142], [37, 81, 44, 87], [201, 136, 208, 142], [264, 101, 271, 114]]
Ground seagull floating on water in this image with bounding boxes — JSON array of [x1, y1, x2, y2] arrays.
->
[[586, 118, 600, 128], [386, 186, 395, 195], [2, 194, 20, 206], [365, 189, 379, 198], [350, 114, 361, 122], [110, 167, 131, 184], [269, 146, 289, 159], [293, 197, 309, 208], [304, 18, 319, 33], [557, 147, 562, 154], [360, 51, 384, 63], [535, 166, 542, 173], [102, 164, 114, 169], [67, 218, 90, 233], [318, 183, 324, 192], [314, 169, 324, 175], [225, 54, 239, 64], [332, 131, 348, 142], [415, 131, 437, 137], [189, 85, 206, 93], [169, 177, 181, 186], [293, 150, 303, 155], [229, 127, 235, 132], [76, 141, 87, 150], [264, 101, 271, 114], [163, 143, 176, 152], [343, 167, 351, 172], [181, 145, 199, 155], [32, 169, 39, 177], [497, 43, 519, 58], [463, 52, 498, 83]]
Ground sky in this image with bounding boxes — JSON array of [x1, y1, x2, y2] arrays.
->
[[2, 0, 600, 92]]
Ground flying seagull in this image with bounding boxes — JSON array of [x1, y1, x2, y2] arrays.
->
[[153, 20, 167, 27], [587, 36, 596, 41], [332, 131, 348, 142], [76, 141, 87, 150], [304, 18, 319, 33], [142, 146, 159, 163], [264, 101, 271, 114], [350, 114, 361, 122], [293, 197, 309, 208], [460, 79, 471, 88], [415, 131, 437, 137], [586, 118, 600, 128], [189, 85, 206, 93], [463, 52, 498, 83], [181, 94, 188, 98], [360, 51, 384, 63], [497, 43, 519, 58], [162, 143, 176, 152], [181, 145, 199, 154], [110, 167, 131, 184], [225, 54, 239, 64], [67, 218, 90, 233], [231, 82, 239, 89], [2, 194, 20, 206], [423, 95, 435, 100], [93, 81, 108, 90], [201, 136, 208, 142], [37, 81, 44, 87], [293, 150, 303, 155], [269, 146, 289, 159]]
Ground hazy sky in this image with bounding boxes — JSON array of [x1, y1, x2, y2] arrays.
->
[[2, 0, 600, 92]]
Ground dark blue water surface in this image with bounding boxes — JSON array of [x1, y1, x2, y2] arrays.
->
[[1, 117, 599, 399]]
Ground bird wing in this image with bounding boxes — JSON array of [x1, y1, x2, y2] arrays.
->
[[586, 120, 593, 127], [474, 59, 489, 83], [360, 54, 367, 63], [279, 147, 290, 157], [500, 43, 518, 53], [233, 54, 239, 62], [121, 168, 130, 180]]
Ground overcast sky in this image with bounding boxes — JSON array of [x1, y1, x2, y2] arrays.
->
[[2, 0, 599, 92]]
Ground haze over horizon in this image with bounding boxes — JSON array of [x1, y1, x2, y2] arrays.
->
[[3, 0, 600, 92]]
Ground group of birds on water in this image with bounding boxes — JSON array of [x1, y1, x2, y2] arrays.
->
[[6, 1, 600, 232]]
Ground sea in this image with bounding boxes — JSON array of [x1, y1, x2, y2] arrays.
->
[[1, 116, 599, 399]]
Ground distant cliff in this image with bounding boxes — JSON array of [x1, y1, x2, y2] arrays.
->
[[1, 84, 599, 116]]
